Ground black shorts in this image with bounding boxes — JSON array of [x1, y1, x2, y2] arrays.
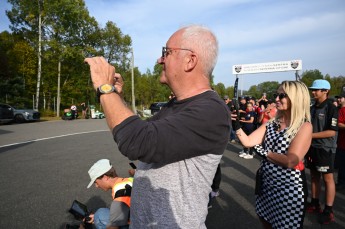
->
[[305, 146, 335, 173]]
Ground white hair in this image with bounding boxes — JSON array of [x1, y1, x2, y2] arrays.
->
[[180, 25, 218, 77]]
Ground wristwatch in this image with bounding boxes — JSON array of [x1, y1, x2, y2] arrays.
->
[[97, 84, 117, 101]]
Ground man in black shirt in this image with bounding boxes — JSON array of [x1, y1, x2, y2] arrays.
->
[[84, 25, 231, 228], [306, 79, 338, 225]]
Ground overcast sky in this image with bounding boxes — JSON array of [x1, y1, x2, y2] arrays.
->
[[1, 0, 345, 90]]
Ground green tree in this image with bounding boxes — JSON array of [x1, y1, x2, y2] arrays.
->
[[0, 31, 37, 105], [300, 69, 324, 88], [213, 83, 226, 98], [100, 21, 132, 66], [256, 81, 280, 99]]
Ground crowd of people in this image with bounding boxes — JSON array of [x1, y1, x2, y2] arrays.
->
[[76, 24, 343, 228], [223, 79, 343, 227]]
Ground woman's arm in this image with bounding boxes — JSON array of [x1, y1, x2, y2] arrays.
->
[[236, 123, 266, 147], [266, 122, 312, 168]]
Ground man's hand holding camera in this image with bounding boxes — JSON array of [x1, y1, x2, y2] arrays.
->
[[84, 56, 135, 129], [84, 214, 94, 224], [84, 57, 124, 94]]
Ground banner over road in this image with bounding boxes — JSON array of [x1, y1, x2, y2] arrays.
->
[[232, 60, 302, 75]]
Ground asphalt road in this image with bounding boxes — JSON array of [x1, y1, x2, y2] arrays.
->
[[0, 119, 344, 229]]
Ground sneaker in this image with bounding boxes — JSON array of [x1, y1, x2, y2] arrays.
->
[[318, 210, 335, 224], [238, 150, 246, 156], [211, 190, 220, 198], [306, 203, 322, 214], [230, 139, 236, 143], [239, 153, 247, 158], [243, 154, 254, 159]]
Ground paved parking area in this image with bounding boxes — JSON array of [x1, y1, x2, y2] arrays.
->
[[0, 120, 344, 228]]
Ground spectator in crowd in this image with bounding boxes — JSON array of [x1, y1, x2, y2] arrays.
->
[[335, 92, 345, 190], [238, 102, 257, 159], [86, 159, 132, 229], [329, 97, 339, 108], [249, 97, 261, 129], [224, 95, 236, 143], [70, 104, 78, 119], [234, 81, 312, 228], [259, 100, 277, 125], [208, 163, 222, 209], [258, 92, 268, 109], [238, 96, 247, 120], [84, 25, 231, 228], [306, 79, 338, 225], [81, 102, 88, 119]]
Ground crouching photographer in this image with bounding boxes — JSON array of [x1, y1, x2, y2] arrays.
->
[[83, 159, 133, 229]]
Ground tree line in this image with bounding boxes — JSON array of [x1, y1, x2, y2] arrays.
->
[[1, 0, 344, 115]]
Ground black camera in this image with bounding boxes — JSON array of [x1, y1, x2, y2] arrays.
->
[[68, 200, 91, 221]]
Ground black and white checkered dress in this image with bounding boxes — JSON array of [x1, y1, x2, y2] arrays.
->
[[256, 121, 305, 229]]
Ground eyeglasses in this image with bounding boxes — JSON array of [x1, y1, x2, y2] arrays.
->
[[273, 93, 288, 100], [162, 47, 193, 58]]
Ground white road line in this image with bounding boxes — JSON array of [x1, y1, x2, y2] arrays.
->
[[0, 129, 109, 148]]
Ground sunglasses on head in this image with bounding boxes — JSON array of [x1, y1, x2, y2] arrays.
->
[[273, 93, 288, 100]]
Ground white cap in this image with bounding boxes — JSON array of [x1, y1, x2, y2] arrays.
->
[[87, 159, 112, 188]]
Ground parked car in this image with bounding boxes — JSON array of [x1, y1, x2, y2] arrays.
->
[[13, 107, 40, 123], [93, 110, 105, 119], [149, 102, 167, 115], [0, 103, 14, 124], [89, 105, 105, 119]]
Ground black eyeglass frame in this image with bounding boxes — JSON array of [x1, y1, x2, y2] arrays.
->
[[273, 93, 288, 100], [162, 47, 193, 58]]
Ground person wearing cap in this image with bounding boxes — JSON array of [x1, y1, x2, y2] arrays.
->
[[306, 79, 338, 224], [84, 25, 230, 228], [335, 92, 345, 190], [85, 159, 133, 229]]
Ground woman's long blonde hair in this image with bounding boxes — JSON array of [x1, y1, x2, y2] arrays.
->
[[275, 81, 311, 139]]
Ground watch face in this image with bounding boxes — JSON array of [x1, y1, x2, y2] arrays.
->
[[100, 84, 113, 93]]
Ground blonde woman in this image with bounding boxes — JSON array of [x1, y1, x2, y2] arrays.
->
[[234, 81, 312, 229]]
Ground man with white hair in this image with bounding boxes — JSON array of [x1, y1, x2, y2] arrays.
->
[[84, 25, 230, 228]]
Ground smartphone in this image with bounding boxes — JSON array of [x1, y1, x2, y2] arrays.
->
[[129, 162, 137, 169]]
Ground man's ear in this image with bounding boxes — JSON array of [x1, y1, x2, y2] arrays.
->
[[184, 53, 198, 72], [102, 175, 110, 181]]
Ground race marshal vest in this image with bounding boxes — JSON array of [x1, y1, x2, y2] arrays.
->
[[112, 177, 133, 207]]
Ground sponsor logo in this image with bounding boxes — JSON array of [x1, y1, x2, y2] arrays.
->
[[291, 60, 299, 69], [331, 118, 337, 127], [235, 65, 242, 73], [316, 166, 330, 172]]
